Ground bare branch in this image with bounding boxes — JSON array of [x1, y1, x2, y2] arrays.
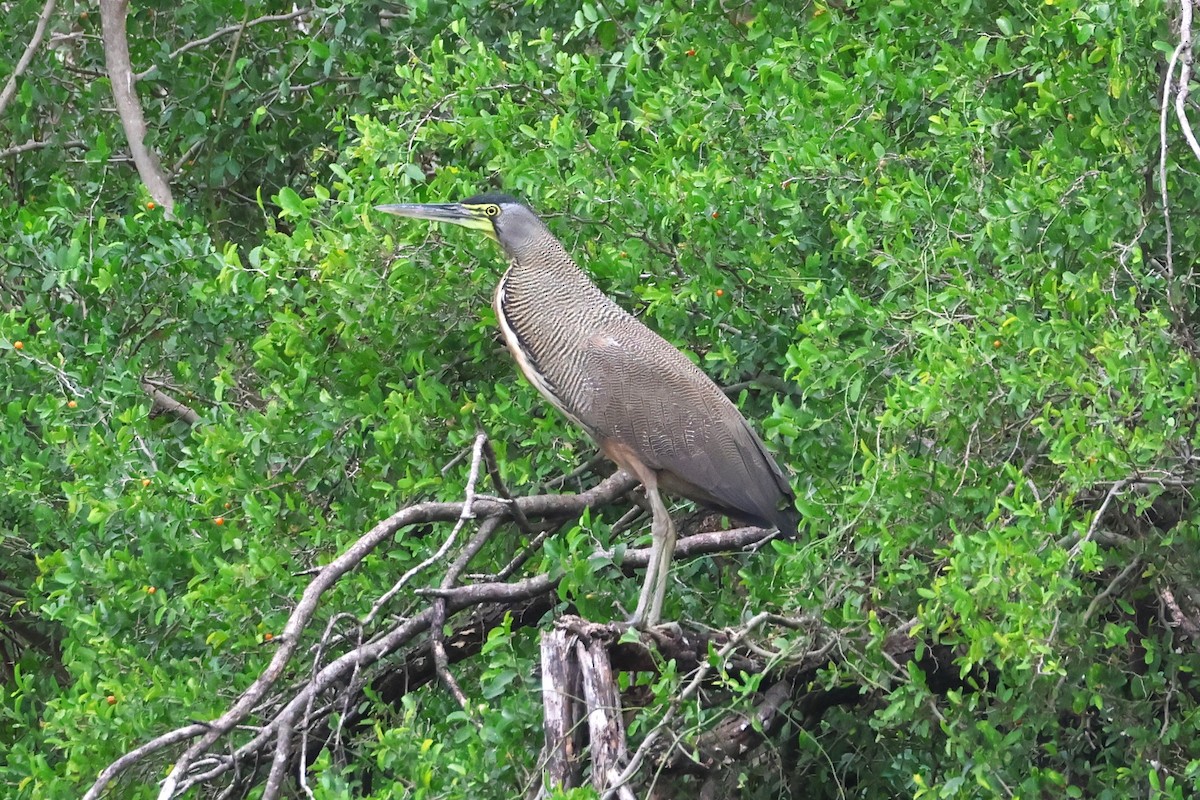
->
[[538, 628, 583, 793], [99, 0, 175, 217], [0, 0, 57, 120], [1063, 479, 1129, 556], [1082, 558, 1144, 625], [135, 8, 310, 81], [83, 470, 634, 800], [364, 435, 492, 625], [602, 613, 775, 799], [86, 465, 776, 798], [1172, 0, 1200, 161], [142, 381, 201, 425], [431, 435, 495, 711], [0, 138, 85, 159], [576, 639, 635, 800], [83, 723, 211, 799]]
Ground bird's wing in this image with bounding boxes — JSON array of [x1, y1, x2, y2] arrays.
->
[[569, 327, 795, 532]]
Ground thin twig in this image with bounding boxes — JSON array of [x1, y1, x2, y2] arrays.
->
[[474, 524, 560, 582], [134, 9, 310, 81], [299, 613, 360, 799], [363, 434, 490, 625], [1081, 558, 1144, 625], [0, 138, 85, 159], [1066, 479, 1128, 556], [601, 613, 774, 799], [482, 437, 534, 534]]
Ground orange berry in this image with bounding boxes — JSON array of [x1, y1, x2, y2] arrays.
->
[[711, 211, 719, 219], [686, 48, 696, 56], [106, 695, 117, 705], [141, 478, 151, 487], [214, 517, 225, 526], [67, 400, 77, 408], [147, 586, 156, 594], [13, 341, 23, 350], [263, 632, 274, 642], [715, 289, 725, 297], [992, 339, 1002, 348], [146, 201, 155, 210]]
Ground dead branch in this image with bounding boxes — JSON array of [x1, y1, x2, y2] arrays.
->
[[576, 638, 635, 800], [99, 0, 175, 217], [531, 612, 928, 798], [84, 468, 639, 800], [1160, 584, 1200, 640], [536, 628, 584, 796], [0, 0, 58, 120], [601, 612, 776, 799]]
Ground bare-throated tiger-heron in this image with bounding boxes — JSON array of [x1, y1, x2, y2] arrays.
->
[[376, 194, 798, 628]]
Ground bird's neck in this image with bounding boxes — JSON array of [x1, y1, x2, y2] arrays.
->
[[500, 244, 602, 301]]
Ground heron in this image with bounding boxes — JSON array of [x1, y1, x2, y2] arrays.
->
[[377, 194, 797, 628]]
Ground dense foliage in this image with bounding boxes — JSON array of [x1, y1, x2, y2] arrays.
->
[[2, 0, 1198, 797]]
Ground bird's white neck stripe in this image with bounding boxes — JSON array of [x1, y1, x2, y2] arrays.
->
[[493, 270, 585, 428]]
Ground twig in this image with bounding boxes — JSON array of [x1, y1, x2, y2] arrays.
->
[[1066, 479, 1128, 556], [475, 524, 559, 582], [430, 435, 494, 711], [482, 437, 534, 534], [1081, 558, 1144, 625], [299, 613, 360, 799], [0, 0, 57, 120], [601, 613, 774, 799], [171, 139, 205, 177], [364, 435, 490, 625]]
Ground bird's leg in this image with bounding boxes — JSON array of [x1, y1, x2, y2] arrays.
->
[[627, 486, 674, 629], [646, 488, 676, 627], [627, 518, 663, 629]]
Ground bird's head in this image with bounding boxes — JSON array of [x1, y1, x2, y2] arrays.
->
[[375, 193, 548, 260]]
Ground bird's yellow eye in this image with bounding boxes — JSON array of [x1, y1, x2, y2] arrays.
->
[[485, 204, 501, 217]]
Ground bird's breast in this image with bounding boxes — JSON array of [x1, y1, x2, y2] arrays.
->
[[493, 269, 594, 431]]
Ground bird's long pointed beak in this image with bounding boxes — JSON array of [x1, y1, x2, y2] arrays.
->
[[374, 202, 496, 239]]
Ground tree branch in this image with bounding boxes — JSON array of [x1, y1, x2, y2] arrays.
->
[[0, 138, 85, 159], [134, 8, 310, 82], [0, 0, 57, 120], [84, 470, 636, 800], [99, 0, 175, 217], [1172, 0, 1200, 161], [142, 381, 201, 425]]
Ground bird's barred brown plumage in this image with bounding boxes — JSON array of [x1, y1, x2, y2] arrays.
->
[[376, 193, 798, 627]]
